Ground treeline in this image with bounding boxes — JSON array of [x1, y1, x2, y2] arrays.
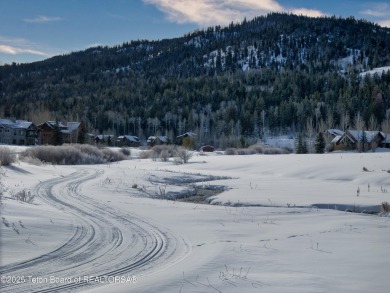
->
[[1, 13, 390, 148]]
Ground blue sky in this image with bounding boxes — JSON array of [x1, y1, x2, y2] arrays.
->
[[1, 0, 389, 65]]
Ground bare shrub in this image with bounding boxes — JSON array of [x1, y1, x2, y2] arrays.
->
[[262, 147, 289, 154], [225, 144, 289, 156], [237, 148, 257, 155], [249, 143, 290, 155], [20, 145, 126, 165], [12, 189, 35, 203], [150, 150, 159, 161], [152, 145, 177, 156], [74, 144, 104, 158], [20, 156, 43, 166], [159, 150, 171, 162], [101, 148, 126, 162], [139, 151, 151, 159], [249, 145, 264, 154], [225, 148, 238, 155], [120, 147, 131, 156], [380, 201, 390, 213], [0, 147, 16, 166], [175, 147, 193, 164]]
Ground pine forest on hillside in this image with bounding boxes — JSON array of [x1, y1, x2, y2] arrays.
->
[[1, 13, 390, 148]]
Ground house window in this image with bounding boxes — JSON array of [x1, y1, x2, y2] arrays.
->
[[20, 130, 25, 135]]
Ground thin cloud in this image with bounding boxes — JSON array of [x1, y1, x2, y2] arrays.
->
[[0, 35, 54, 57], [144, 0, 324, 26], [0, 45, 48, 56], [360, 2, 390, 17], [24, 15, 64, 24], [360, 2, 390, 28]]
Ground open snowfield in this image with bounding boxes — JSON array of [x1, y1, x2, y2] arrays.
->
[[1, 150, 389, 293]]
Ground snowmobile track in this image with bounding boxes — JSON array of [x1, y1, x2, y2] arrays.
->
[[0, 168, 189, 292]]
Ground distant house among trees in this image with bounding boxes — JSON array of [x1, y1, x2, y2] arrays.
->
[[37, 121, 85, 145], [94, 134, 116, 146], [176, 132, 197, 149], [62, 122, 86, 144], [176, 132, 197, 143], [116, 135, 141, 147], [0, 118, 38, 145], [330, 129, 386, 152], [147, 136, 169, 147]]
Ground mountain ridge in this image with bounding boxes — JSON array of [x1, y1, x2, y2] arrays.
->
[[1, 13, 390, 148]]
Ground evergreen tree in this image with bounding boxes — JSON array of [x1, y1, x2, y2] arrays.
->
[[53, 121, 63, 146], [296, 134, 308, 154], [314, 132, 325, 153], [107, 135, 112, 146], [360, 130, 368, 152], [77, 122, 86, 144]]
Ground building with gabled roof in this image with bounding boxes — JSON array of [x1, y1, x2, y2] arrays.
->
[[37, 121, 84, 145], [147, 136, 169, 147], [94, 134, 116, 145], [117, 135, 141, 147], [176, 131, 197, 144], [331, 130, 385, 152], [0, 118, 38, 145]]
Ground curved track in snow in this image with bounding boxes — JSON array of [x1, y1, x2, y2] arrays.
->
[[0, 168, 189, 292]]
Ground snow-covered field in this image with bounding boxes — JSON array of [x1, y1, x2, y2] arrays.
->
[[1, 150, 389, 293]]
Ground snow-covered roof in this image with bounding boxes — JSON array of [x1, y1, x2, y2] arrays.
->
[[176, 132, 197, 139], [147, 136, 168, 143], [119, 135, 140, 142], [0, 119, 34, 129], [45, 121, 67, 128], [327, 129, 344, 136], [346, 130, 384, 143], [331, 135, 342, 143], [66, 122, 81, 132], [159, 136, 168, 143], [95, 134, 115, 140], [0, 118, 15, 125]]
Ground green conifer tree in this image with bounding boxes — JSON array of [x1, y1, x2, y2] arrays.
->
[[314, 132, 325, 153]]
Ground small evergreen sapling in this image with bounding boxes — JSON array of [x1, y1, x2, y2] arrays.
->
[[360, 130, 368, 152], [314, 132, 325, 153], [296, 134, 308, 154]]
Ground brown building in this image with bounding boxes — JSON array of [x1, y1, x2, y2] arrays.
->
[[37, 121, 84, 145]]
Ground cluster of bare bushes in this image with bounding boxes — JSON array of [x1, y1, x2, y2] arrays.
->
[[379, 201, 390, 217], [12, 189, 35, 203], [225, 143, 290, 155], [0, 147, 16, 166], [20, 144, 126, 165], [139, 145, 193, 164]]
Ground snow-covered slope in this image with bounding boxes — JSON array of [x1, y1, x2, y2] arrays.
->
[[360, 66, 390, 77], [1, 151, 389, 292]]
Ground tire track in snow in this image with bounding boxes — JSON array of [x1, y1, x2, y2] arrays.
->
[[0, 168, 190, 292]]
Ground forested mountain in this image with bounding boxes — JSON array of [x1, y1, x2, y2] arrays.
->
[[1, 13, 390, 148]]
